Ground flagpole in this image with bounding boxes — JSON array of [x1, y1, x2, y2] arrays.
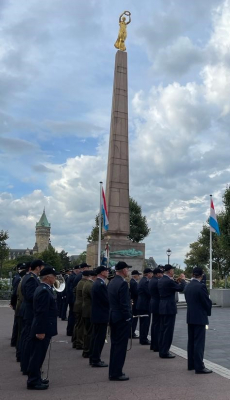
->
[[98, 182, 103, 267], [210, 194, 212, 291]]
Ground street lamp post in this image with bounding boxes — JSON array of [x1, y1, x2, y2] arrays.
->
[[166, 248, 172, 264]]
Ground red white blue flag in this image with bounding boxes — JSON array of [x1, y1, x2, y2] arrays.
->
[[102, 187, 109, 231], [209, 198, 220, 235]]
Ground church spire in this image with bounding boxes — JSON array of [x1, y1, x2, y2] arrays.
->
[[36, 208, 51, 228]]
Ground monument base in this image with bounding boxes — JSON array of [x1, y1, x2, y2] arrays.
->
[[210, 289, 230, 307], [86, 239, 145, 271]]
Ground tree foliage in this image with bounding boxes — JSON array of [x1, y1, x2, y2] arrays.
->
[[87, 197, 151, 243], [184, 186, 230, 278], [59, 250, 70, 269], [0, 230, 10, 278]]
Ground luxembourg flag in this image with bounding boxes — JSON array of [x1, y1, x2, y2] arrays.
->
[[209, 198, 220, 235], [102, 187, 109, 231]]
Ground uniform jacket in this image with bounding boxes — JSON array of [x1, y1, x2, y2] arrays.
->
[[129, 278, 138, 305], [21, 272, 40, 321], [91, 278, 109, 324], [158, 275, 186, 315], [10, 273, 21, 310], [184, 279, 212, 325], [149, 276, 160, 314], [30, 283, 58, 338], [73, 278, 88, 313], [66, 272, 82, 304], [108, 275, 132, 324], [136, 276, 151, 311], [82, 279, 94, 318]]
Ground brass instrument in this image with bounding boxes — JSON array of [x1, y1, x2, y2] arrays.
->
[[53, 274, 66, 292]]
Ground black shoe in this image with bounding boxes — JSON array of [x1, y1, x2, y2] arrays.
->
[[61, 318, 68, 321], [160, 353, 175, 359], [82, 353, 89, 358], [109, 375, 129, 381], [132, 333, 139, 339], [188, 367, 195, 371], [22, 371, 28, 375], [195, 368, 212, 374], [27, 383, 49, 390], [92, 361, 108, 368], [140, 340, 151, 345], [153, 349, 159, 352], [41, 379, 49, 384], [76, 347, 83, 350]]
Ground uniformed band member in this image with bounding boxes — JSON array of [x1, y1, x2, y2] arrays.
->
[[10, 263, 26, 347], [136, 268, 153, 345], [129, 270, 141, 339], [158, 264, 186, 358], [73, 270, 89, 349], [27, 267, 58, 390], [149, 267, 163, 352], [20, 259, 45, 375], [66, 265, 81, 336], [108, 261, 132, 381], [59, 269, 71, 321], [82, 270, 97, 358], [90, 266, 110, 367], [184, 267, 212, 374]]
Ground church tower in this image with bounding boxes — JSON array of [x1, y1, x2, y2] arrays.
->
[[33, 208, 51, 254]]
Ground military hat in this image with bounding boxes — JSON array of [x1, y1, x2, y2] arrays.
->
[[95, 266, 109, 275], [143, 268, 153, 274], [79, 262, 90, 269], [82, 270, 90, 276], [164, 264, 176, 272], [40, 267, 57, 277], [115, 261, 131, 271], [193, 267, 203, 276], [88, 270, 97, 276], [131, 270, 142, 275], [30, 259, 45, 270], [16, 263, 27, 271], [73, 265, 79, 270], [153, 267, 163, 274]]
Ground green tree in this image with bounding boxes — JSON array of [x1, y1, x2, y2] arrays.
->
[[76, 251, 87, 265], [59, 250, 70, 269], [39, 245, 62, 272], [0, 230, 9, 278], [129, 197, 151, 242], [87, 197, 151, 243]]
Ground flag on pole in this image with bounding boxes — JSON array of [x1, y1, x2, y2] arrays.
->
[[102, 187, 109, 231], [209, 198, 220, 235]]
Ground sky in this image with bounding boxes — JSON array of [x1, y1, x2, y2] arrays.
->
[[0, 0, 230, 267]]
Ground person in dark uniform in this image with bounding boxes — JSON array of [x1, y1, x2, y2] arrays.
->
[[149, 267, 163, 352], [129, 270, 142, 339], [108, 261, 132, 381], [10, 263, 26, 347], [82, 270, 97, 358], [90, 266, 110, 367], [158, 264, 186, 359], [66, 265, 81, 336], [27, 267, 58, 390], [136, 268, 153, 345], [184, 267, 212, 374], [60, 268, 71, 321], [20, 259, 45, 375]]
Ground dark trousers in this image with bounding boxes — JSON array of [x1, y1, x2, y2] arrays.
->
[[11, 315, 18, 346], [150, 313, 160, 351], [20, 319, 32, 373], [60, 297, 68, 320], [17, 318, 25, 362], [90, 323, 107, 364], [187, 324, 205, 371], [66, 303, 75, 336], [159, 314, 176, 356], [137, 310, 150, 344], [75, 311, 84, 348], [82, 317, 93, 356], [109, 319, 131, 378], [16, 316, 23, 360], [131, 304, 138, 336], [27, 336, 51, 386]]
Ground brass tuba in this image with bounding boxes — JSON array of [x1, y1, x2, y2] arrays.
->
[[53, 274, 66, 292]]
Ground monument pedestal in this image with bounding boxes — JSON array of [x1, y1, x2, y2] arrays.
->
[[87, 239, 145, 271]]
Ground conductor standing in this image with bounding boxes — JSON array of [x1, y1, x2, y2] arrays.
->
[[108, 261, 132, 381], [184, 267, 212, 374]]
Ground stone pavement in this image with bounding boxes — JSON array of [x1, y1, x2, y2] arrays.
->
[[173, 308, 230, 369], [1, 306, 230, 400]]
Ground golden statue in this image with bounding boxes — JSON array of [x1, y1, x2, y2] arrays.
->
[[114, 11, 131, 52]]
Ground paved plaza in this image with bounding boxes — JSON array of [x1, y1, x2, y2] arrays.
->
[[1, 305, 230, 400]]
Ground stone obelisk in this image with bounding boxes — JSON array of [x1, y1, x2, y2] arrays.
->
[[87, 12, 145, 268], [104, 50, 130, 240]]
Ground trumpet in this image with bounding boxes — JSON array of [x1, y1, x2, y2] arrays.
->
[[173, 275, 191, 283]]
